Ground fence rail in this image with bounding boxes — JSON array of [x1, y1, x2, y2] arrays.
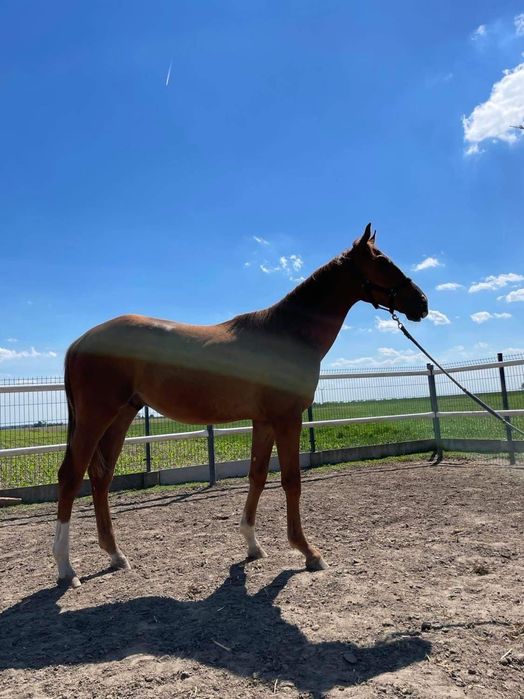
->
[[1, 353, 523, 497]]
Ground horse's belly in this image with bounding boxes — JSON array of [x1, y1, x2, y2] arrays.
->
[[137, 371, 260, 425]]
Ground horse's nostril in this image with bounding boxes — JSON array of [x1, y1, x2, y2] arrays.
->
[[421, 309, 428, 319]]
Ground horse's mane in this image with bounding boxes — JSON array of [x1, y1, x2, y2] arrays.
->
[[228, 250, 352, 339]]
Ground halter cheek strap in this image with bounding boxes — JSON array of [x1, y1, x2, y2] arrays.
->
[[361, 277, 413, 313]]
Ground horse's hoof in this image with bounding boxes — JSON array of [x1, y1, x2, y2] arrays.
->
[[110, 552, 131, 571], [57, 575, 81, 589], [247, 546, 267, 561], [306, 556, 328, 572]]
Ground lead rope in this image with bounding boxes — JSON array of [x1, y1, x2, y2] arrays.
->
[[391, 311, 524, 438]]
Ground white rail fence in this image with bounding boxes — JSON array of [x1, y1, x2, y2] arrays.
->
[[1, 355, 523, 499]]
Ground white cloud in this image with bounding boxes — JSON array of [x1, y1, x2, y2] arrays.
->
[[469, 272, 524, 292], [515, 13, 524, 36], [471, 311, 512, 324], [375, 309, 449, 330], [247, 236, 304, 281], [436, 282, 463, 291], [331, 347, 425, 368], [377, 347, 399, 357], [0, 347, 58, 363], [472, 24, 487, 40], [465, 142, 481, 155], [504, 288, 524, 302], [375, 317, 400, 333], [329, 338, 524, 369], [291, 255, 303, 271], [412, 256, 442, 272], [259, 255, 304, 280], [427, 310, 451, 325], [462, 62, 524, 153], [471, 311, 492, 324], [279, 254, 303, 272]]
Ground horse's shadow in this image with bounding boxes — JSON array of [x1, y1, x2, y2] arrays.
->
[[0, 563, 430, 694]]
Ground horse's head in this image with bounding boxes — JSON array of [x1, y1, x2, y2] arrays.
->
[[350, 223, 428, 322]]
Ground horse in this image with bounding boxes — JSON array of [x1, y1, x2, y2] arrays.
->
[[53, 224, 428, 587]]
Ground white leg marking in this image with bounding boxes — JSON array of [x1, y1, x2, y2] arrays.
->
[[240, 518, 266, 559], [53, 521, 80, 586]]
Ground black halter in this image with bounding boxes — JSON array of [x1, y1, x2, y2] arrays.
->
[[348, 258, 413, 313], [360, 276, 414, 313]]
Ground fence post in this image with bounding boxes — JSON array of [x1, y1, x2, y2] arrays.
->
[[497, 352, 516, 465], [307, 405, 316, 453], [427, 363, 442, 460], [207, 424, 216, 485], [144, 405, 152, 472]]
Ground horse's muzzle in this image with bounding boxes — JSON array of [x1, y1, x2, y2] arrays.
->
[[406, 298, 428, 322]]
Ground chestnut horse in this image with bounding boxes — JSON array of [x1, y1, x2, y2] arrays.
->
[[53, 224, 428, 587]]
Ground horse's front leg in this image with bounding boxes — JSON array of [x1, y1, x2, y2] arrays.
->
[[274, 416, 327, 571]]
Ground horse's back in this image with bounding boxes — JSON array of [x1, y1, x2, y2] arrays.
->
[[67, 314, 318, 423]]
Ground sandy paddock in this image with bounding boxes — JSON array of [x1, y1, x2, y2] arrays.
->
[[0, 459, 523, 698]]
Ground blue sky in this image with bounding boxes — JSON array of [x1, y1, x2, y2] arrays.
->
[[1, 1, 523, 379]]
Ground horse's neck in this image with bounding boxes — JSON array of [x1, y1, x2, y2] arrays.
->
[[270, 256, 361, 358]]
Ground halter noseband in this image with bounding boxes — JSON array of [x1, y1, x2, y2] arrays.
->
[[361, 276, 413, 313]]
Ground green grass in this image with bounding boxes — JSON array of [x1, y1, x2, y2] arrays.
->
[[1, 390, 522, 489]]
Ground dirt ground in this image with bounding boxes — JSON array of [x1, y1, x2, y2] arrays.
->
[[0, 459, 523, 699]]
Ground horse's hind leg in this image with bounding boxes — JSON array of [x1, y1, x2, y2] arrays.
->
[[274, 416, 327, 571], [240, 421, 274, 559], [88, 404, 139, 571], [54, 411, 116, 587]]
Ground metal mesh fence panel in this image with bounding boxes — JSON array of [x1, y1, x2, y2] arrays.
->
[[0, 378, 66, 488], [434, 356, 524, 465], [139, 414, 206, 467], [0, 379, 66, 448], [500, 356, 524, 465], [214, 425, 253, 464], [311, 368, 434, 450], [0, 452, 62, 489]]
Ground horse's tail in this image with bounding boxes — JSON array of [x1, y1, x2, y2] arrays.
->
[[63, 346, 76, 451]]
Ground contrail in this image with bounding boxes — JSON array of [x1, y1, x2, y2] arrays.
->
[[165, 60, 172, 87]]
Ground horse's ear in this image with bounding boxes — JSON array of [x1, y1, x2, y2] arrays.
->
[[354, 222, 373, 248]]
